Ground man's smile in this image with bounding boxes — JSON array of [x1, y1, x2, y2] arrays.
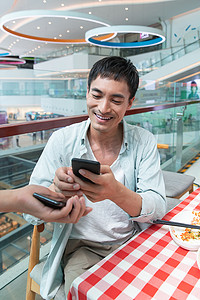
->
[[94, 113, 113, 121]]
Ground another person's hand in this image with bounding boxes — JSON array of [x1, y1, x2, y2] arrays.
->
[[3, 185, 92, 223], [52, 167, 83, 197]]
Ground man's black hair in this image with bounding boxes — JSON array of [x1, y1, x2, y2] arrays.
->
[[88, 56, 139, 99]]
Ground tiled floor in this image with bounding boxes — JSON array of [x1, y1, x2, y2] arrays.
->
[[0, 158, 199, 300], [184, 158, 200, 186]]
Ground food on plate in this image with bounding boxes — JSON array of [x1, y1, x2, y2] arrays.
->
[[170, 210, 200, 250], [172, 210, 200, 242]]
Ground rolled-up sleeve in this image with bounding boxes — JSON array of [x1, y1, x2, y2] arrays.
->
[[128, 128, 166, 225]]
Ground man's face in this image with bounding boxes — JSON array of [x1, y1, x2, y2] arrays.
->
[[86, 76, 134, 134]]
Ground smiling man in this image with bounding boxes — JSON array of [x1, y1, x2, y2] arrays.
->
[[24, 56, 166, 300]]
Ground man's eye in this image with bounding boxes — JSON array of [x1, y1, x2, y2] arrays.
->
[[92, 94, 100, 99], [112, 100, 121, 104]]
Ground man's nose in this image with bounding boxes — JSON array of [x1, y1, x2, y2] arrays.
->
[[99, 99, 111, 113]]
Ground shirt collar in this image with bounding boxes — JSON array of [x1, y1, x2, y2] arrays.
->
[[121, 119, 129, 153], [80, 118, 91, 146], [79, 119, 91, 158]]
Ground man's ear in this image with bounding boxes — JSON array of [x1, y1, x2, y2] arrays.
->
[[127, 97, 135, 109], [86, 86, 90, 97]]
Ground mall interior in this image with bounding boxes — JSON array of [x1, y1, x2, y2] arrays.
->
[[0, 1, 200, 299]]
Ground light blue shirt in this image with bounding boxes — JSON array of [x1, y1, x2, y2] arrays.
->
[[24, 118, 166, 299]]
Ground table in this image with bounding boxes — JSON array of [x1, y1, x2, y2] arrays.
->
[[68, 189, 200, 300]]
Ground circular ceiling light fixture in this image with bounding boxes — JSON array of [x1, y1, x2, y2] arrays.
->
[[0, 48, 11, 56], [0, 57, 26, 65], [0, 10, 115, 44], [85, 25, 165, 48]]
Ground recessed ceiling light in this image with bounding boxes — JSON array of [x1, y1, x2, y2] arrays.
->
[[54, 37, 57, 39], [59, 34, 62, 37], [48, 21, 52, 25], [12, 21, 15, 24], [37, 26, 40, 29], [67, 30, 70, 33], [80, 26, 83, 29], [125, 7, 128, 11], [43, 0, 47, 3], [61, 3, 64, 6], [89, 12, 92, 14], [125, 18, 128, 21]]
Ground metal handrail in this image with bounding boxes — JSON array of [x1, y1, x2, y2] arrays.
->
[[0, 100, 199, 138]]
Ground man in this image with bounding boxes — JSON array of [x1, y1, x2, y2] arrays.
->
[[25, 56, 166, 300], [1, 185, 90, 223]]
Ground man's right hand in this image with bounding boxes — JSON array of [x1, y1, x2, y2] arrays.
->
[[52, 167, 83, 197]]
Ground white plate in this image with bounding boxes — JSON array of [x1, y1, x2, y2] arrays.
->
[[197, 248, 200, 269], [169, 210, 200, 251]]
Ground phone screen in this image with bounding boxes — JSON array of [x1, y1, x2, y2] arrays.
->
[[33, 193, 66, 209], [72, 158, 100, 183]]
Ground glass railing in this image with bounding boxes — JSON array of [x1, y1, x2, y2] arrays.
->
[[0, 71, 199, 104], [44, 42, 163, 61], [137, 30, 200, 75], [126, 102, 200, 171]]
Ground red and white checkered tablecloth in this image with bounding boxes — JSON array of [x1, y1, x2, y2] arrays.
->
[[68, 189, 200, 300]]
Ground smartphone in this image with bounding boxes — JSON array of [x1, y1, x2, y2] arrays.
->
[[72, 158, 100, 183], [33, 192, 66, 209]]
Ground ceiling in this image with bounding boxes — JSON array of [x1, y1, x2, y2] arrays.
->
[[0, 0, 199, 59]]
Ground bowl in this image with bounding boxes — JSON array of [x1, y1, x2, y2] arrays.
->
[[169, 210, 200, 251]]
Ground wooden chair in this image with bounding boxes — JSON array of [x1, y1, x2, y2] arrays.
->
[[26, 223, 44, 300], [162, 170, 195, 199]]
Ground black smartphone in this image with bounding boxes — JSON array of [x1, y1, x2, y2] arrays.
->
[[72, 158, 100, 183], [33, 193, 66, 209]]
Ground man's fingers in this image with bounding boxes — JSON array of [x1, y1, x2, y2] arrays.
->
[[83, 207, 93, 216]]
